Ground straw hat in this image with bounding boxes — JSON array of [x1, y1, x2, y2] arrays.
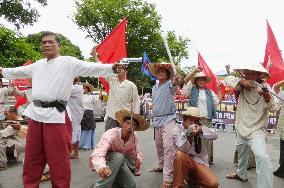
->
[[233, 64, 271, 80], [191, 72, 211, 84], [148, 62, 174, 80], [115, 110, 149, 131], [83, 83, 94, 92], [182, 107, 201, 118]]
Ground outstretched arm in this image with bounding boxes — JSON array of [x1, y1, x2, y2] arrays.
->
[[1, 65, 33, 79]]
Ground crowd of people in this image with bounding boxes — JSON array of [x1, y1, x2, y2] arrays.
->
[[0, 31, 283, 188]]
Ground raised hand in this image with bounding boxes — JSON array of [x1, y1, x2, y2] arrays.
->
[[194, 66, 203, 73]]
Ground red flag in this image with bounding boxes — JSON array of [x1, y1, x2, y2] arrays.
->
[[95, 18, 127, 93], [198, 52, 220, 95], [263, 20, 284, 86], [12, 60, 32, 109]]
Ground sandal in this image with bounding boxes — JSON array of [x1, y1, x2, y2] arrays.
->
[[149, 167, 163, 172], [160, 181, 173, 188], [226, 172, 248, 182], [41, 175, 51, 182]]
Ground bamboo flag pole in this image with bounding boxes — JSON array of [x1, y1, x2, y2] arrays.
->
[[162, 34, 177, 74]]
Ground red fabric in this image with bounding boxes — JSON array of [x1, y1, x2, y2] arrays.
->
[[198, 52, 221, 95], [23, 113, 72, 188], [13, 60, 32, 109], [263, 20, 284, 86], [95, 18, 128, 93]]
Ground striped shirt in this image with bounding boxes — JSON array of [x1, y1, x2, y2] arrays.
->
[[152, 80, 178, 128]]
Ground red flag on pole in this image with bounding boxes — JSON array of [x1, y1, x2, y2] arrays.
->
[[262, 20, 284, 86], [12, 60, 32, 109], [95, 18, 128, 93], [198, 52, 219, 95]]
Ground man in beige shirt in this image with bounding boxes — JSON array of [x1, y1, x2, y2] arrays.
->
[[224, 64, 278, 188], [104, 64, 140, 131]]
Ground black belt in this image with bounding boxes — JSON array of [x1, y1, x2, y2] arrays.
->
[[33, 100, 67, 112]]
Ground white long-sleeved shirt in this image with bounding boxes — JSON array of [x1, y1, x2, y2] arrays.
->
[[2, 56, 114, 123], [82, 93, 101, 111]]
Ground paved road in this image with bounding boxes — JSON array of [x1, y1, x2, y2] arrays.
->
[[1, 121, 284, 188]]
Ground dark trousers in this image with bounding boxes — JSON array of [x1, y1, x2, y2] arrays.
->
[[275, 139, 284, 175]]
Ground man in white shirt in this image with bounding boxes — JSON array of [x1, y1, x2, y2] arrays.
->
[[0, 31, 117, 188], [104, 64, 140, 131]]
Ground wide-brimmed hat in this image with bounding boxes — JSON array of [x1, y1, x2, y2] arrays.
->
[[191, 72, 211, 84], [115, 110, 149, 131], [83, 83, 94, 92], [233, 64, 271, 80], [148, 62, 174, 80], [182, 107, 201, 118]]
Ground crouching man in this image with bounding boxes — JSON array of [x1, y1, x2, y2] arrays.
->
[[0, 106, 26, 170], [172, 107, 219, 188], [89, 110, 149, 188]]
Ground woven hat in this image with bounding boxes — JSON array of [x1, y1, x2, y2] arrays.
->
[[191, 72, 211, 84], [115, 110, 149, 131], [234, 64, 271, 80], [148, 62, 174, 80], [182, 107, 201, 118], [83, 83, 94, 92]]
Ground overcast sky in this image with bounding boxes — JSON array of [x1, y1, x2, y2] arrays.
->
[[1, 0, 284, 73]]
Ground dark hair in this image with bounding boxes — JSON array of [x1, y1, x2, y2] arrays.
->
[[123, 117, 139, 127], [7, 106, 17, 115], [157, 67, 171, 79], [40, 31, 61, 44], [73, 77, 80, 84]]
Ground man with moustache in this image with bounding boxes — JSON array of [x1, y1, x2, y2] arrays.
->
[[0, 31, 118, 188]]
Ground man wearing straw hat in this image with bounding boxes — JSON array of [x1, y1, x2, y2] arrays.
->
[[182, 66, 222, 165], [89, 110, 149, 188], [172, 107, 218, 188], [148, 62, 180, 188], [224, 64, 279, 188]]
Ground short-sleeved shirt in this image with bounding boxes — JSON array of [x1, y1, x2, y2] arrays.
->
[[152, 81, 178, 128]]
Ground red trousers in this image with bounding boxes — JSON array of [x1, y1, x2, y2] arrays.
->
[[23, 114, 72, 188]]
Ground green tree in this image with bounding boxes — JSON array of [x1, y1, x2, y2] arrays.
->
[[25, 32, 84, 59], [0, 0, 47, 29], [74, 0, 190, 91], [0, 26, 42, 67]]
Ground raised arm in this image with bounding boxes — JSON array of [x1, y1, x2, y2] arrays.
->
[[184, 66, 202, 83], [273, 80, 284, 94]]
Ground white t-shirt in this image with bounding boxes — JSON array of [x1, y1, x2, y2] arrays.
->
[[182, 81, 219, 118]]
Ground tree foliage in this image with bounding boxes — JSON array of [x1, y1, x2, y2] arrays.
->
[[0, 0, 47, 29], [74, 0, 190, 92], [0, 26, 42, 67], [25, 32, 84, 59], [0, 27, 85, 68]]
